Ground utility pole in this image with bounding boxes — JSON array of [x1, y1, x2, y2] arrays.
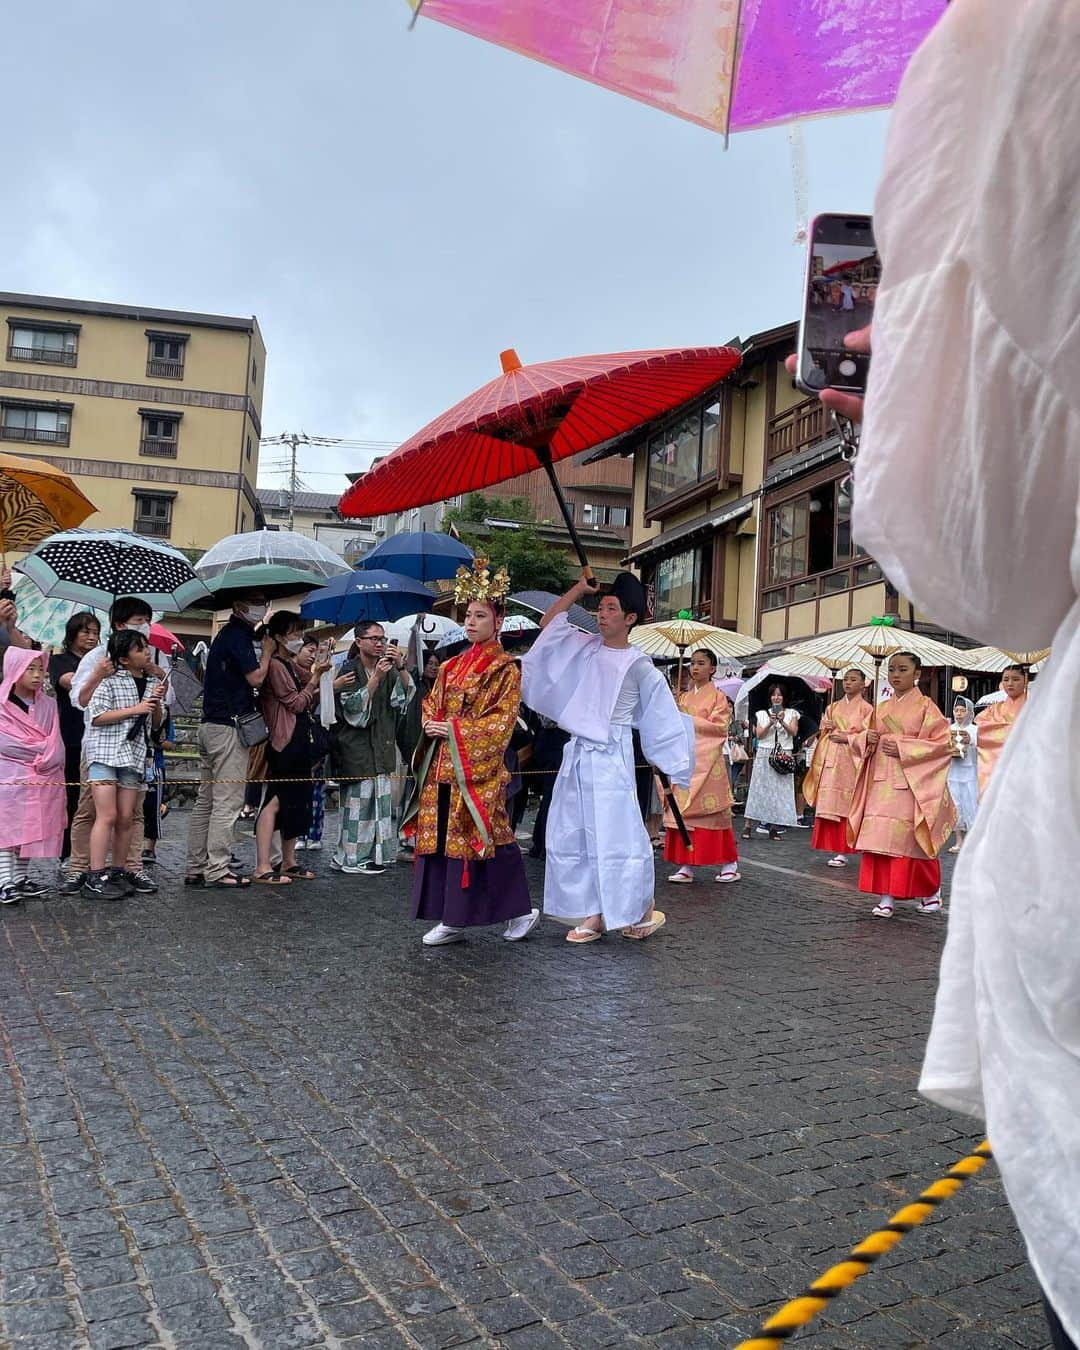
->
[[285, 432, 300, 532]]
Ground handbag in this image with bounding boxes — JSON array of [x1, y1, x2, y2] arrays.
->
[[728, 741, 749, 764], [768, 726, 798, 775], [234, 709, 269, 748]]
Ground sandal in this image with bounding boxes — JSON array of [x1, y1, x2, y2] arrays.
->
[[203, 873, 252, 889], [282, 867, 315, 880], [566, 924, 603, 944], [667, 871, 694, 884], [826, 856, 848, 868], [622, 910, 667, 940], [741, 828, 752, 841], [714, 872, 741, 884], [917, 896, 943, 914], [254, 872, 292, 885], [184, 873, 205, 887]]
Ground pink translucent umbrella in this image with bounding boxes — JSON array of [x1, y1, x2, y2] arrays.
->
[[405, 0, 945, 136]]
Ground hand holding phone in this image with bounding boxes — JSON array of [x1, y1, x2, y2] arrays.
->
[[796, 213, 878, 398]]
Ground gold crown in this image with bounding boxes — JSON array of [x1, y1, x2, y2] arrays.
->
[[453, 555, 511, 606]]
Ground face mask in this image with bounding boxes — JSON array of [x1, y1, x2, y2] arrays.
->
[[238, 605, 266, 626], [128, 622, 151, 639], [284, 638, 304, 655]]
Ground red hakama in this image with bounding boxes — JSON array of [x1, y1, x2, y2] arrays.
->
[[858, 853, 941, 899], [811, 817, 852, 855], [664, 826, 738, 867]]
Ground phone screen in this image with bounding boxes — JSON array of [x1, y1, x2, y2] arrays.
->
[[797, 214, 879, 396]]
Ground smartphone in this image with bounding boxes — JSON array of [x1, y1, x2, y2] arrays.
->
[[795, 213, 879, 397]]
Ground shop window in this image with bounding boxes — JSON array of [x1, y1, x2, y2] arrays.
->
[[651, 542, 712, 621]]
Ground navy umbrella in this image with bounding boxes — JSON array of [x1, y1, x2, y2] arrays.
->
[[299, 568, 435, 626], [356, 530, 473, 582]]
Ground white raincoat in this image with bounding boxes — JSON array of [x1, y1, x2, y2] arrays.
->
[[521, 614, 692, 929], [853, 1, 1080, 1337]]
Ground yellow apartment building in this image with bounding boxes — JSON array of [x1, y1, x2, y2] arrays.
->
[[0, 292, 266, 555], [587, 322, 972, 702]]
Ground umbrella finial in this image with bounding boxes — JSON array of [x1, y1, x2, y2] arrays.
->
[[500, 349, 523, 374], [677, 609, 693, 620]]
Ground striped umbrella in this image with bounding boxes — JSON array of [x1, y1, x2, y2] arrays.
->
[[0, 451, 96, 564], [339, 346, 741, 575]]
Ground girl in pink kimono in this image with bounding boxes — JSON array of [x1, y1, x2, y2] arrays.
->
[[0, 649, 66, 905], [803, 668, 872, 868], [848, 652, 956, 919]]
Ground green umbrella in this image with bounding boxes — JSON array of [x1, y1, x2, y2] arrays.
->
[[200, 564, 339, 605]]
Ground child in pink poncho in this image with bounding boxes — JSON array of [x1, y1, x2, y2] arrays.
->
[[0, 648, 66, 906]]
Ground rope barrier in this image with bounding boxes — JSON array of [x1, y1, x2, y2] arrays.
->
[[734, 1140, 993, 1349]]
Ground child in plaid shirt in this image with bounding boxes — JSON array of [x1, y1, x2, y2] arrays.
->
[[83, 631, 165, 900]]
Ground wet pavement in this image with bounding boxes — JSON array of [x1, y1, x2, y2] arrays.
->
[[0, 816, 1047, 1349]]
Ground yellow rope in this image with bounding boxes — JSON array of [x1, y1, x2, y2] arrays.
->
[[734, 1141, 993, 1349]]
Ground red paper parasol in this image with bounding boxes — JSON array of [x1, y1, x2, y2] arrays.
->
[[339, 345, 741, 574]]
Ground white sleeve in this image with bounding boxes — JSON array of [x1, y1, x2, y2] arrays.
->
[[853, 0, 1080, 651]]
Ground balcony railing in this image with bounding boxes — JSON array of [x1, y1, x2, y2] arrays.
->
[[140, 437, 178, 458], [146, 357, 184, 379], [133, 518, 171, 538], [0, 423, 70, 446], [761, 558, 884, 611], [6, 344, 77, 367], [767, 399, 828, 463]]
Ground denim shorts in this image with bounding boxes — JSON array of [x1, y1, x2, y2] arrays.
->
[[87, 762, 144, 790]]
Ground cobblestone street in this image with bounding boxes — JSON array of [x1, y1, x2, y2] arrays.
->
[[0, 818, 1046, 1349]]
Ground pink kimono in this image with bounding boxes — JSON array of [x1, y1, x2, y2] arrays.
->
[[0, 649, 67, 858], [848, 688, 957, 899], [803, 694, 872, 856], [975, 695, 1026, 798]]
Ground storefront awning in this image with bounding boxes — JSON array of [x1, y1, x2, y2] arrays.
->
[[622, 495, 754, 565]]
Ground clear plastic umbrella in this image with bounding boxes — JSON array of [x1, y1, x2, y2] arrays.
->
[[195, 529, 352, 581]]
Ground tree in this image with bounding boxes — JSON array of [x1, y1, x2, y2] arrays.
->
[[443, 493, 573, 594]]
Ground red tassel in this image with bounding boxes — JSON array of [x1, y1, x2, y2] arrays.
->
[[461, 857, 470, 888]]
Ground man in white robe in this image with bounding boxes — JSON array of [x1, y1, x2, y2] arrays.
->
[[520, 573, 692, 943], [796, 4, 1079, 1341]]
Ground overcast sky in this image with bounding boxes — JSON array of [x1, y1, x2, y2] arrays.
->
[[5, 1, 887, 495]]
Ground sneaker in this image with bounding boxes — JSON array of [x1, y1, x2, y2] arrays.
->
[[330, 859, 368, 875], [357, 862, 387, 876], [60, 870, 86, 895], [13, 877, 48, 900], [107, 869, 136, 896], [304, 840, 322, 852], [423, 923, 466, 946], [755, 825, 771, 836], [141, 849, 157, 865], [82, 871, 125, 901], [294, 839, 307, 851], [503, 908, 541, 942], [0, 885, 21, 907], [125, 869, 159, 895]]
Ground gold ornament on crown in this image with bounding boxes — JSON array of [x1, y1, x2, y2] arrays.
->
[[453, 555, 511, 607]]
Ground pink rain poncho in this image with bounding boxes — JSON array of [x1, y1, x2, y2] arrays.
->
[[0, 648, 66, 858]]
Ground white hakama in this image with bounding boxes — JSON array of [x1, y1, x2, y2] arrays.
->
[[521, 615, 692, 931]]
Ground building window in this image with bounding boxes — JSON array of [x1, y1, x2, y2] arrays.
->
[[701, 400, 721, 479], [251, 358, 258, 385], [762, 478, 877, 607], [651, 542, 712, 621], [140, 412, 180, 458], [132, 493, 173, 538], [581, 502, 629, 528], [6, 323, 78, 367], [146, 332, 187, 379], [0, 401, 71, 446], [246, 434, 252, 462]]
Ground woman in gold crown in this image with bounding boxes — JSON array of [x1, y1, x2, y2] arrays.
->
[[403, 558, 538, 946]]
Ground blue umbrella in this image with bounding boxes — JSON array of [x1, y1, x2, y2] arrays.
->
[[356, 530, 473, 582], [299, 568, 435, 626]]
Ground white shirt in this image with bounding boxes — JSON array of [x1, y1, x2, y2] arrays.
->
[[71, 638, 175, 728], [853, 2, 1080, 1336]]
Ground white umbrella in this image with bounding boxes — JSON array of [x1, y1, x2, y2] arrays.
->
[[764, 651, 874, 680], [785, 621, 964, 670], [195, 529, 352, 581], [976, 689, 1008, 708], [631, 617, 762, 663], [382, 612, 461, 646], [960, 645, 1050, 674]]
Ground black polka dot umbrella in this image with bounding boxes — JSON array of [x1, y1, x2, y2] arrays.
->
[[14, 528, 212, 613]]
